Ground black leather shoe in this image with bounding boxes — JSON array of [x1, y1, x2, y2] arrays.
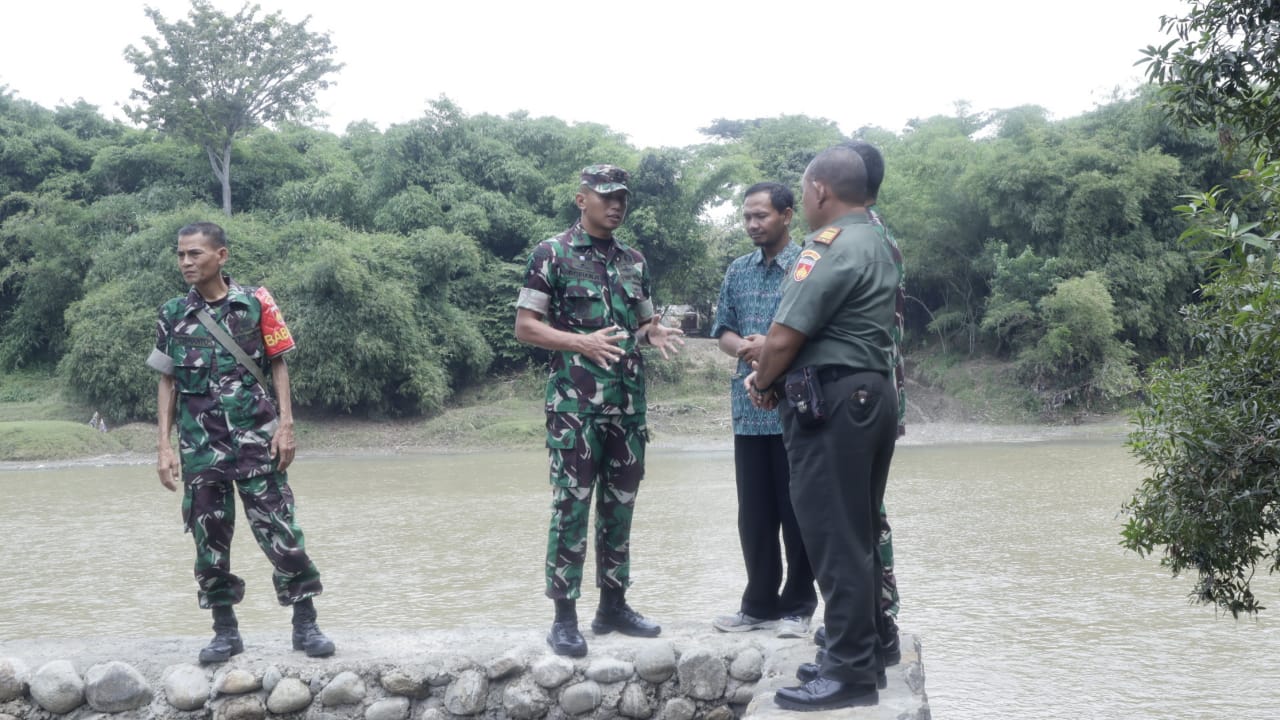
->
[[814, 624, 826, 647], [547, 620, 588, 657], [796, 663, 886, 689], [774, 677, 878, 711], [592, 603, 661, 637]]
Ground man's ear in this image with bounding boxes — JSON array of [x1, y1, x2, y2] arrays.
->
[[575, 191, 587, 210], [782, 206, 794, 226], [811, 180, 830, 208]]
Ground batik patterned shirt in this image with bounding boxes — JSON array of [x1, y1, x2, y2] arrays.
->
[[711, 243, 801, 436]]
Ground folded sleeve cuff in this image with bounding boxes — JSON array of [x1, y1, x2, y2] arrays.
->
[[517, 287, 551, 314], [146, 347, 174, 375]]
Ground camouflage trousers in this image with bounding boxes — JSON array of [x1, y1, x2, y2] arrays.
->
[[880, 503, 899, 618], [544, 413, 647, 599], [182, 470, 323, 608]]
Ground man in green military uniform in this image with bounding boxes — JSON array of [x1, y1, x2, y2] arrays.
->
[[148, 221, 335, 664], [746, 145, 901, 710], [515, 165, 684, 657]]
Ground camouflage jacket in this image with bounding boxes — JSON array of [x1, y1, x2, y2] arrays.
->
[[517, 222, 655, 416], [870, 207, 908, 436], [146, 276, 296, 485]]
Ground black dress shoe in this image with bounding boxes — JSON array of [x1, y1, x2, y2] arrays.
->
[[813, 624, 826, 647], [774, 677, 878, 711], [591, 602, 661, 637], [796, 663, 886, 689], [547, 620, 588, 657]]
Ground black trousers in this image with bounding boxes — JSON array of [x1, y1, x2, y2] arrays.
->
[[782, 370, 896, 685], [733, 434, 818, 620]]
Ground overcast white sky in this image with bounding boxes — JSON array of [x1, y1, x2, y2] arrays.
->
[[1, 0, 1188, 148]]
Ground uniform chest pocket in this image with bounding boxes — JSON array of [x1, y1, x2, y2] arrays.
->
[[560, 285, 609, 329], [174, 346, 215, 395]]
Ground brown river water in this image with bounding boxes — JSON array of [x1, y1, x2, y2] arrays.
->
[[1, 425, 1276, 719]]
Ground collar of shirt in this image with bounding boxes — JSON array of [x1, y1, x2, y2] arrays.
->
[[181, 275, 252, 317]]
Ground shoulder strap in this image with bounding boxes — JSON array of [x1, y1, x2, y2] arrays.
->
[[195, 308, 271, 389]]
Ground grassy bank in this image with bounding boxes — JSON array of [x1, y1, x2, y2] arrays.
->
[[2, 340, 1083, 464], [0, 340, 737, 463]]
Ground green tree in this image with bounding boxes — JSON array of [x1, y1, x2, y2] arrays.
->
[[1126, 0, 1280, 615], [123, 0, 342, 215]]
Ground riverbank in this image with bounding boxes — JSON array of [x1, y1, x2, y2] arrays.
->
[[0, 339, 1123, 465]]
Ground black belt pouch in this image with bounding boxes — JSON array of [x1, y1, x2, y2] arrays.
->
[[784, 366, 827, 428]]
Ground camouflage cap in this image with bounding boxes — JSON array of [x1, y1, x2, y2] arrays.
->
[[580, 164, 630, 194]]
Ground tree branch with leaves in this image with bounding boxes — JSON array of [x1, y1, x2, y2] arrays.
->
[[123, 0, 342, 215]]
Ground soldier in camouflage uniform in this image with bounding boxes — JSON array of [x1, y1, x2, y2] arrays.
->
[[148, 221, 335, 664], [515, 165, 685, 657]]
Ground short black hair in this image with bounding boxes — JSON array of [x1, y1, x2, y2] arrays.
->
[[844, 141, 884, 200], [743, 182, 794, 213], [178, 222, 227, 248], [805, 145, 870, 205]]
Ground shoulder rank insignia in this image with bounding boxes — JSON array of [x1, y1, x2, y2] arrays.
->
[[814, 226, 842, 245]]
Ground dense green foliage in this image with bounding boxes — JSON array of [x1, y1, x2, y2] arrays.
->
[[1126, 0, 1280, 616], [0, 43, 1232, 427]]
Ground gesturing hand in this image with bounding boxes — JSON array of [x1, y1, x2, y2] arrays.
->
[[580, 325, 628, 369], [647, 322, 685, 360]]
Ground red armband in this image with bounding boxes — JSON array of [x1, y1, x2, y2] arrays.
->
[[255, 286, 295, 358]]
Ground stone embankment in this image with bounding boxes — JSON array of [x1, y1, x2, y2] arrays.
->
[[0, 624, 928, 719]]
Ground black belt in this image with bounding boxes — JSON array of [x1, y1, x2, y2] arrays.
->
[[815, 366, 880, 384]]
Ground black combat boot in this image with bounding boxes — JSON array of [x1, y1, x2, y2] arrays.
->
[[547, 599, 588, 657], [291, 598, 336, 657], [591, 587, 661, 637], [198, 605, 244, 664], [880, 613, 901, 666]]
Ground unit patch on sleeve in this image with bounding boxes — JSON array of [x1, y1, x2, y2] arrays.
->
[[814, 226, 842, 245], [792, 249, 822, 282]]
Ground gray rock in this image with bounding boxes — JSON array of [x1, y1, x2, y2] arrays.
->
[[531, 655, 575, 689], [213, 694, 265, 720], [266, 677, 312, 714], [262, 665, 282, 693], [216, 667, 260, 695], [586, 658, 634, 684], [728, 682, 755, 705], [659, 697, 695, 720], [163, 663, 210, 711], [0, 658, 29, 702], [486, 652, 525, 680], [382, 667, 431, 698], [30, 659, 84, 714], [425, 664, 454, 687], [0, 713, 18, 720], [502, 676, 552, 720], [418, 708, 446, 720], [319, 670, 366, 706], [728, 647, 763, 682], [367, 696, 412, 720], [559, 680, 602, 715], [618, 682, 653, 719], [634, 642, 676, 683], [82, 661, 151, 707], [703, 706, 734, 720], [443, 669, 488, 715], [675, 648, 727, 700]]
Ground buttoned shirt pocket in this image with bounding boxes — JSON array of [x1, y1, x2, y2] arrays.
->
[[560, 285, 609, 329], [173, 344, 215, 395]]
